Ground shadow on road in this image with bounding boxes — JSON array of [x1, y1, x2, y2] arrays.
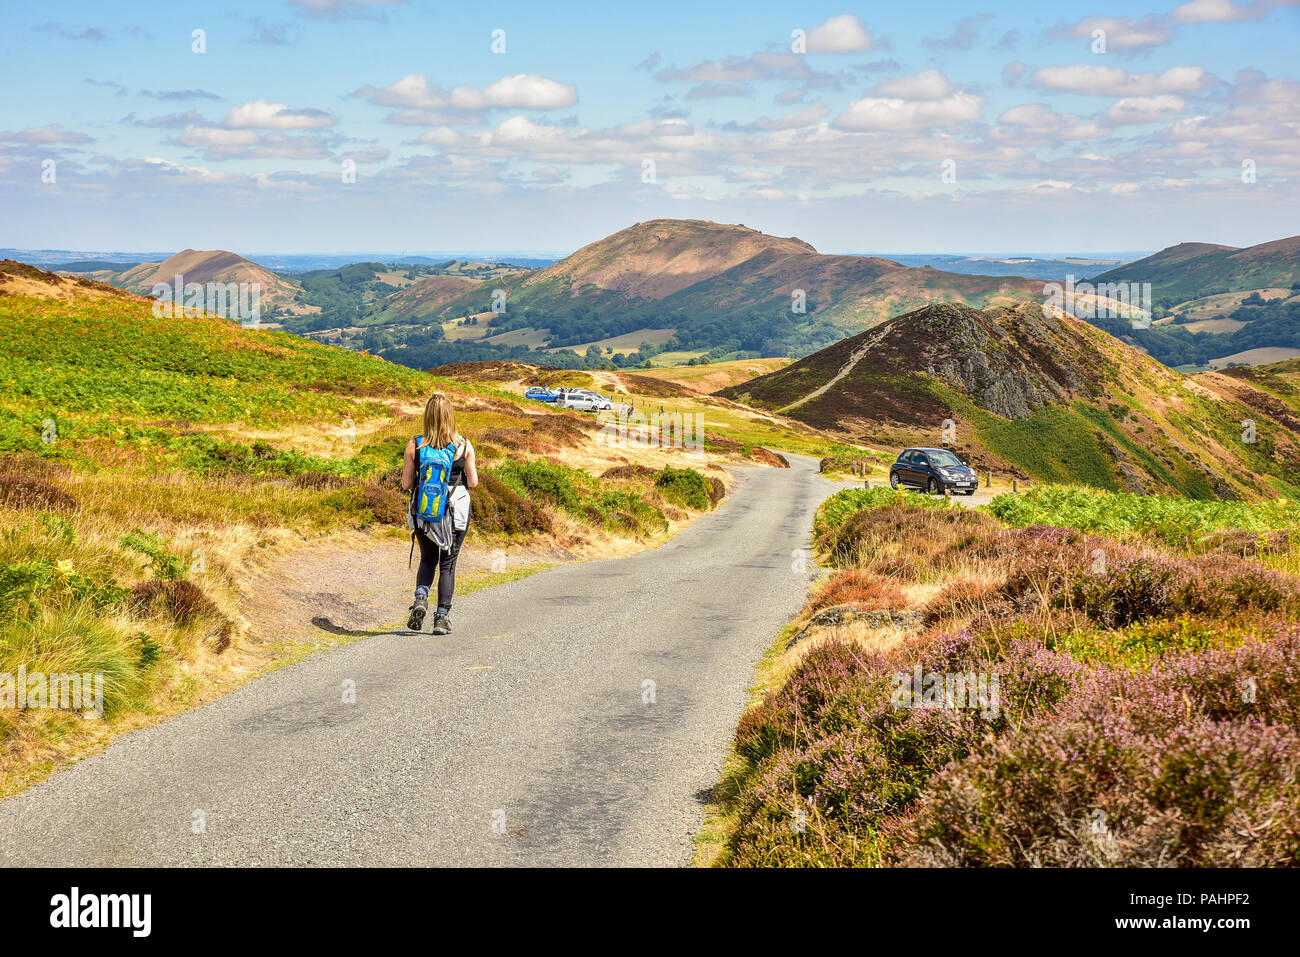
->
[[310, 615, 396, 638]]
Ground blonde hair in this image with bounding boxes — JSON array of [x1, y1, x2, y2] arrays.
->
[[421, 392, 457, 449]]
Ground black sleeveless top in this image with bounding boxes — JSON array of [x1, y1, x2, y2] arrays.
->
[[448, 442, 468, 488]]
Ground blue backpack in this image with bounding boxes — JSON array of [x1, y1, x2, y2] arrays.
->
[[412, 434, 458, 522]]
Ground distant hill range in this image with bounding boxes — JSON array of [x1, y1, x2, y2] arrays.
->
[[1083, 236, 1300, 370], [24, 220, 1300, 374], [384, 219, 1047, 367], [374, 221, 1300, 373], [720, 300, 1300, 500], [873, 252, 1137, 279]]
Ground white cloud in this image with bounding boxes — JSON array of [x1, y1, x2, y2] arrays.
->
[[1105, 95, 1187, 125], [353, 72, 442, 108], [486, 115, 574, 144], [992, 104, 1109, 142], [223, 99, 334, 129], [176, 123, 337, 160], [998, 104, 1059, 127], [871, 69, 953, 100], [1054, 15, 1172, 51], [731, 104, 830, 130], [805, 14, 873, 52], [1170, 0, 1246, 22], [0, 125, 92, 143], [1061, 122, 1110, 140], [450, 75, 577, 110], [351, 72, 576, 116], [1030, 64, 1216, 96], [416, 127, 463, 146], [179, 127, 260, 147], [834, 92, 982, 131], [1169, 0, 1295, 24], [138, 157, 232, 182]]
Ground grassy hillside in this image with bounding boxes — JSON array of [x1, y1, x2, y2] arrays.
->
[[0, 267, 763, 792], [633, 357, 792, 393], [115, 249, 307, 316], [372, 274, 480, 324], [721, 301, 1300, 499], [1093, 236, 1300, 303], [699, 485, 1300, 867]]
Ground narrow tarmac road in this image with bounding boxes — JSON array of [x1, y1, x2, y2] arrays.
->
[[0, 453, 847, 867]]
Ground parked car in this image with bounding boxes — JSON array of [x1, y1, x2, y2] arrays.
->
[[888, 447, 978, 495], [524, 386, 561, 403], [562, 388, 615, 411], [557, 392, 603, 412]]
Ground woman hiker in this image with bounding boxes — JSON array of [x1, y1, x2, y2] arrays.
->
[[401, 392, 478, 634]]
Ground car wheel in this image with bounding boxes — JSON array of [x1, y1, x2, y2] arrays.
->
[[927, 478, 940, 495], [889, 472, 899, 489]]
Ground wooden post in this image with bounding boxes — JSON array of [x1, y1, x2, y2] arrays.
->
[[985, 471, 991, 488], [1012, 478, 1019, 494]]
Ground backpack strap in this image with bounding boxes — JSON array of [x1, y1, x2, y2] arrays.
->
[[408, 434, 422, 567]]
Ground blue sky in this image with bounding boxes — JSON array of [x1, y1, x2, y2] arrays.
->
[[2, 0, 1297, 255]]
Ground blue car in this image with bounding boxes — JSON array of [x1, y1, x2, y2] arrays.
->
[[889, 447, 978, 495], [524, 386, 561, 403]]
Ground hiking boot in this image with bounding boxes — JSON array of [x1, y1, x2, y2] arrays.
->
[[430, 612, 451, 635], [407, 598, 428, 631]]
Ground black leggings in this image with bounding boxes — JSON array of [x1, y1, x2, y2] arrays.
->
[[415, 525, 466, 612]]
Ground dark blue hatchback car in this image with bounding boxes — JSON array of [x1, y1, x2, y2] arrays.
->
[[889, 447, 978, 495]]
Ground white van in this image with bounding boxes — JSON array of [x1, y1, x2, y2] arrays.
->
[[558, 392, 602, 412], [558, 389, 614, 411]]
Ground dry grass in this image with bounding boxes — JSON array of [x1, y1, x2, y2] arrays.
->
[[808, 570, 907, 613], [0, 473, 79, 512]]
